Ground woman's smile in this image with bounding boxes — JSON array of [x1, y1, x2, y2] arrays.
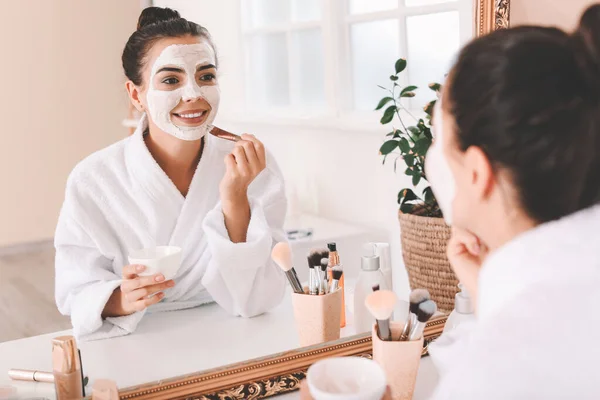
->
[[171, 108, 210, 127]]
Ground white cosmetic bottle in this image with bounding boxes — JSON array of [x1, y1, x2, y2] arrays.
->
[[353, 245, 388, 334], [443, 284, 475, 334]]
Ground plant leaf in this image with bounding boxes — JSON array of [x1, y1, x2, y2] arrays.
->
[[423, 100, 435, 116], [405, 167, 414, 176], [398, 188, 418, 205], [395, 58, 407, 74], [380, 105, 396, 125], [386, 131, 396, 137], [423, 187, 435, 204], [401, 92, 416, 98], [377, 85, 388, 90], [428, 82, 442, 92], [414, 138, 431, 155], [379, 140, 398, 155], [399, 137, 410, 153], [408, 126, 421, 136], [405, 154, 415, 166], [390, 75, 399, 81], [400, 86, 418, 96], [375, 97, 394, 111], [422, 126, 433, 140], [412, 173, 422, 186]]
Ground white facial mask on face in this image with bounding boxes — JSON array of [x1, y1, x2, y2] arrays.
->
[[146, 43, 220, 141], [425, 100, 456, 225]]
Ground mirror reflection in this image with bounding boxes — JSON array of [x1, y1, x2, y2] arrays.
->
[[3, 0, 563, 399]]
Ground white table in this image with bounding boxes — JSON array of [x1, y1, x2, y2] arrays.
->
[[0, 294, 439, 399]]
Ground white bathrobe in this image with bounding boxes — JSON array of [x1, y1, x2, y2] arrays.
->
[[54, 116, 287, 341], [428, 204, 600, 399]]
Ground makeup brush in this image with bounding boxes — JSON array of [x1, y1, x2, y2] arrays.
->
[[320, 258, 329, 295], [307, 249, 329, 296], [408, 299, 437, 341], [210, 126, 242, 142], [400, 289, 431, 341], [365, 290, 398, 341], [271, 242, 304, 294], [307, 262, 317, 295], [329, 267, 343, 293]]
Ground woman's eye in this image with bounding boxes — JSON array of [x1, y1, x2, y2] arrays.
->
[[199, 73, 216, 82], [162, 77, 179, 85]]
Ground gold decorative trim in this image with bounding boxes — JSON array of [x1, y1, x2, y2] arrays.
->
[[117, 316, 447, 400], [476, 0, 511, 37]]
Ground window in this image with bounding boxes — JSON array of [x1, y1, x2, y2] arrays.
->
[[241, 0, 472, 117]]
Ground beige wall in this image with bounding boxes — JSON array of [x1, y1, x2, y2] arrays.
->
[[0, 1, 141, 246], [511, 0, 597, 30]]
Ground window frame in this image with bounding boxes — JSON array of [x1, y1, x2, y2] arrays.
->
[[233, 0, 472, 130]]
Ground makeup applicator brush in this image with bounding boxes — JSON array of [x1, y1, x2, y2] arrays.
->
[[330, 267, 343, 293], [271, 242, 303, 294], [320, 258, 329, 294], [365, 290, 398, 341], [307, 249, 329, 295], [401, 289, 431, 341], [210, 126, 242, 142], [409, 299, 437, 341]]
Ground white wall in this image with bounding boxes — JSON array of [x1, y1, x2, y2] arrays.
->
[[0, 0, 141, 246]]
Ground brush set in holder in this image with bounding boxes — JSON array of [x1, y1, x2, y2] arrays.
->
[[366, 288, 437, 400], [271, 244, 345, 347]]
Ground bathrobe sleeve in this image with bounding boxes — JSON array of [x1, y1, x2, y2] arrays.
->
[[201, 163, 288, 318], [54, 176, 145, 341]]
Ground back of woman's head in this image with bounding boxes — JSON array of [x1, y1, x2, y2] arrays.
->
[[122, 7, 216, 86], [447, 4, 600, 223]]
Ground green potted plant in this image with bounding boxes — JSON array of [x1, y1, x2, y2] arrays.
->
[[376, 58, 457, 313]]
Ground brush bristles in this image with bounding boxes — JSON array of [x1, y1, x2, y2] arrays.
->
[[271, 243, 293, 272], [372, 284, 380, 292], [409, 289, 431, 313], [308, 249, 329, 268], [320, 258, 329, 271], [415, 300, 437, 323], [365, 290, 397, 321], [331, 268, 343, 281]]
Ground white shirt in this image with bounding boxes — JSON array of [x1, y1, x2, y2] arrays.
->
[[429, 204, 600, 399]]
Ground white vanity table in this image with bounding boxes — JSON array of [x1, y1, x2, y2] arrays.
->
[[0, 292, 439, 399]]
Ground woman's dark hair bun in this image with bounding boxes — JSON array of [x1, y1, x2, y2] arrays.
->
[[572, 4, 600, 90], [137, 7, 181, 31]]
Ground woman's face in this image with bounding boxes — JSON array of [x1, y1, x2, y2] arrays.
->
[[135, 35, 220, 141], [426, 90, 498, 236]]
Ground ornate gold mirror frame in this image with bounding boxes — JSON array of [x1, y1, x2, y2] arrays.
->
[[115, 1, 510, 398], [118, 317, 445, 400]]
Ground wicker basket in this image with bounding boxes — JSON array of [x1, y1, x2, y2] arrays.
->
[[398, 211, 458, 313]]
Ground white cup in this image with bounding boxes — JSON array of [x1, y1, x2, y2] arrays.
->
[[307, 357, 387, 400], [128, 246, 182, 280]]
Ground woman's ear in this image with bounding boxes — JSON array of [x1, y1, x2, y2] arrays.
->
[[125, 81, 145, 112], [465, 146, 495, 201]]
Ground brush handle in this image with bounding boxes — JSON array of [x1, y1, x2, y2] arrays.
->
[[408, 321, 425, 341], [309, 269, 318, 295], [329, 279, 340, 293], [284, 269, 304, 294], [377, 319, 392, 341], [210, 126, 242, 142], [400, 313, 413, 341]]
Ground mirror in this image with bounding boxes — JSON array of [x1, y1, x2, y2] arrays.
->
[[0, 0, 508, 399]]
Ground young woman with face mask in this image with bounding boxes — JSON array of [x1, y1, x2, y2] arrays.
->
[[54, 7, 287, 341], [424, 4, 600, 399], [303, 4, 600, 400]]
